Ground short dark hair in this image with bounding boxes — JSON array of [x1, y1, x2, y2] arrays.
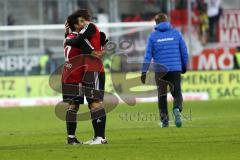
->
[[155, 13, 168, 24], [67, 14, 78, 31], [73, 9, 91, 21]]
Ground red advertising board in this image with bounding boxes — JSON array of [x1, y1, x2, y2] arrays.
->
[[192, 10, 240, 70], [192, 48, 236, 70], [219, 10, 240, 45]]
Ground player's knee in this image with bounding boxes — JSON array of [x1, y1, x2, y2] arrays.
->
[[66, 104, 79, 122], [89, 101, 103, 110], [89, 101, 106, 120], [68, 104, 79, 112]]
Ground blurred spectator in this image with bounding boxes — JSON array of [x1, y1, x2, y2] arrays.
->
[[198, 2, 209, 44], [176, 0, 187, 9], [7, 14, 15, 48], [7, 14, 15, 25], [207, 0, 222, 42], [45, 49, 57, 75], [157, 0, 168, 14], [194, 0, 204, 11], [121, 0, 168, 22], [77, 0, 89, 9], [39, 49, 57, 75], [122, 13, 154, 22], [45, 0, 59, 24], [233, 46, 240, 69], [39, 53, 48, 75], [144, 0, 156, 4]]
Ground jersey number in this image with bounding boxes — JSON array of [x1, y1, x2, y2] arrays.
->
[[64, 46, 72, 61]]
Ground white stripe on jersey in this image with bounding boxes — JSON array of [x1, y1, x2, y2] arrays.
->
[[84, 39, 94, 50], [80, 23, 90, 34], [79, 23, 95, 50]]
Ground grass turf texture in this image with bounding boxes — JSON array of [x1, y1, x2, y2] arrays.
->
[[0, 100, 240, 160]]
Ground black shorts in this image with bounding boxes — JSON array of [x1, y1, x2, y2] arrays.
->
[[62, 72, 105, 105]]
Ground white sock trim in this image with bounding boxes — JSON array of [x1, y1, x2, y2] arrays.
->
[[68, 135, 75, 138]]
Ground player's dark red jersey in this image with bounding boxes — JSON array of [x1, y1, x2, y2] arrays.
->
[[62, 32, 85, 83], [66, 23, 104, 73], [84, 23, 104, 73]]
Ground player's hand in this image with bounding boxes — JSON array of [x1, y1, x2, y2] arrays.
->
[[64, 20, 71, 35], [181, 67, 187, 74], [141, 72, 146, 84], [92, 51, 104, 58]]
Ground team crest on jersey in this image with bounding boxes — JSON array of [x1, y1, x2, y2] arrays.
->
[[64, 62, 72, 69]]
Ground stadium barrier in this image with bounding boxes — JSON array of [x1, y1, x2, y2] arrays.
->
[[0, 70, 240, 107]]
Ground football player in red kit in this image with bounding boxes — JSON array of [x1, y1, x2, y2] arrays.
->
[[62, 14, 90, 145], [63, 9, 108, 145]]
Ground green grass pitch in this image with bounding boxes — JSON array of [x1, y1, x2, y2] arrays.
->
[[0, 100, 240, 160]]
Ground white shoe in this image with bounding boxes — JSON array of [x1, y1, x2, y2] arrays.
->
[[83, 137, 95, 145], [85, 137, 107, 145]]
